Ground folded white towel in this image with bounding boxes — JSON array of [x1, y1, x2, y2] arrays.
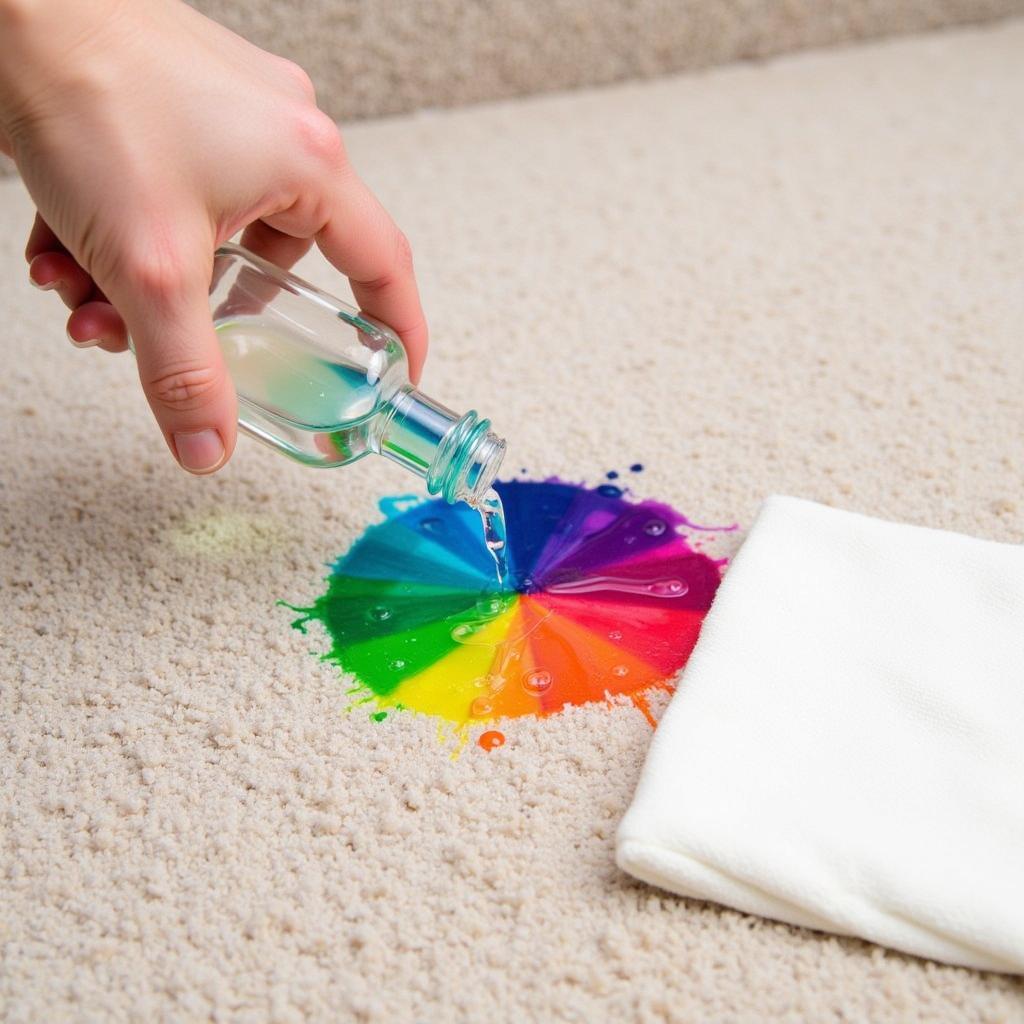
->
[[617, 496, 1024, 973]]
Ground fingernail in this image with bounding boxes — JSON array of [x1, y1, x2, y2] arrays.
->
[[32, 276, 62, 292], [174, 429, 226, 474], [67, 329, 100, 348]]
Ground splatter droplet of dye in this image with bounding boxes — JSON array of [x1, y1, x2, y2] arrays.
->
[[643, 519, 667, 536], [287, 477, 729, 735], [479, 730, 505, 752], [606, 470, 619, 480], [372, 711, 388, 722], [630, 463, 644, 472]]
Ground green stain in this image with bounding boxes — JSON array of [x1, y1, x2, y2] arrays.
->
[[290, 575, 482, 697], [334, 617, 467, 696], [372, 711, 388, 722], [302, 575, 481, 648]]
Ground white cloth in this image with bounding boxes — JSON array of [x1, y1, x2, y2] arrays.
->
[[617, 496, 1024, 973]]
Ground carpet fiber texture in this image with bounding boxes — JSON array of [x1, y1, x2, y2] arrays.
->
[[190, 0, 1024, 121], [2, 21, 1023, 1023]]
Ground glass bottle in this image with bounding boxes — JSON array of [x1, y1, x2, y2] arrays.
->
[[206, 243, 505, 509]]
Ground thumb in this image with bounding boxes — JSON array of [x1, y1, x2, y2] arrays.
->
[[117, 261, 237, 475]]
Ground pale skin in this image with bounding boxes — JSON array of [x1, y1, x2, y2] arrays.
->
[[0, 0, 428, 474]]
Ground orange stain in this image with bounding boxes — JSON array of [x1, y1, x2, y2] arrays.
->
[[478, 730, 505, 751], [630, 690, 659, 728], [472, 602, 546, 721], [518, 595, 670, 716]]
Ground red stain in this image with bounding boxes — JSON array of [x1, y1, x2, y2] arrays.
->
[[478, 730, 506, 752]]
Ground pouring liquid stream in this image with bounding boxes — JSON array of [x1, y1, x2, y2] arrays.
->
[[478, 488, 509, 587]]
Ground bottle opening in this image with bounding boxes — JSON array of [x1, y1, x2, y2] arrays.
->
[[377, 388, 506, 508]]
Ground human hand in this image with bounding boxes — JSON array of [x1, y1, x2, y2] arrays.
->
[[0, 0, 427, 474]]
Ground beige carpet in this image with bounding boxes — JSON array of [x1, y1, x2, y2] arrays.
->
[[2, 20, 1023, 1023], [192, 0, 1024, 121]]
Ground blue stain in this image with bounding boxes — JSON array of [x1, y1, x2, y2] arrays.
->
[[440, 501, 515, 583], [606, 470, 619, 480], [528, 482, 643, 581], [630, 463, 644, 473], [334, 522, 485, 589], [493, 479, 580, 589], [336, 497, 496, 590]]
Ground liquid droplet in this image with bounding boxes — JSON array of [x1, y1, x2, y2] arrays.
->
[[389, 659, 406, 671], [522, 670, 552, 695], [485, 673, 507, 696], [608, 630, 623, 641], [371, 711, 387, 722], [479, 730, 505, 752], [630, 463, 644, 473], [643, 519, 667, 536], [547, 575, 689, 598], [606, 470, 619, 480], [451, 623, 474, 641], [475, 595, 505, 618], [420, 516, 443, 534], [366, 605, 392, 623], [597, 484, 623, 498], [470, 697, 494, 718], [649, 579, 687, 597], [612, 665, 629, 677]]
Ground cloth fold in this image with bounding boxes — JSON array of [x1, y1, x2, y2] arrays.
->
[[616, 496, 1024, 972]]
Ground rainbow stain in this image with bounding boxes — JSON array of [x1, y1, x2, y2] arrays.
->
[[289, 478, 730, 746]]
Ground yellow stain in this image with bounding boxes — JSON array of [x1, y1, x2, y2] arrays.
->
[[383, 600, 521, 724]]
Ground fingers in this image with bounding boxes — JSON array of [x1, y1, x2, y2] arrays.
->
[[309, 174, 429, 383], [29, 250, 94, 309], [239, 219, 314, 272], [66, 301, 128, 353], [25, 212, 64, 262], [26, 216, 127, 349], [209, 220, 316, 323], [114, 261, 237, 475]]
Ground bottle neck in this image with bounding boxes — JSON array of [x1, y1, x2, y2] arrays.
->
[[377, 387, 506, 507]]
